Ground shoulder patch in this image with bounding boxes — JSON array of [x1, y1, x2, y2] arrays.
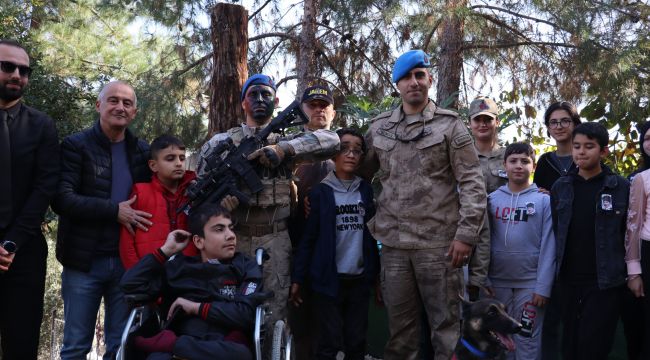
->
[[226, 127, 245, 144], [434, 107, 460, 118], [451, 133, 473, 149], [370, 110, 392, 123]]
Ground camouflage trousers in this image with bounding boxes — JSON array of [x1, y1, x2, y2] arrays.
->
[[381, 245, 462, 360], [236, 228, 291, 347]]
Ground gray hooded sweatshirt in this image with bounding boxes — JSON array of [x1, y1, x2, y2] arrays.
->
[[321, 171, 365, 275], [487, 183, 556, 297]]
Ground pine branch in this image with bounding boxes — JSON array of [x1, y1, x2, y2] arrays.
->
[[316, 22, 397, 92], [80, 59, 122, 70], [170, 53, 211, 78], [422, 17, 444, 52], [469, 5, 566, 31], [249, 32, 299, 42], [469, 12, 533, 44], [318, 49, 351, 94], [259, 38, 288, 69], [463, 41, 578, 50], [249, 0, 273, 20], [87, 6, 116, 34], [276, 75, 346, 95], [276, 75, 297, 87]]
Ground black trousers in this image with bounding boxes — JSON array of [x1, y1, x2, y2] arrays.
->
[[560, 281, 621, 360], [636, 240, 650, 359], [0, 236, 47, 360], [289, 281, 319, 359], [620, 286, 644, 360], [312, 276, 370, 360], [540, 283, 562, 360]]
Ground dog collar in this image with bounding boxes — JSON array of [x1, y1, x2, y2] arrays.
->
[[460, 338, 489, 359]]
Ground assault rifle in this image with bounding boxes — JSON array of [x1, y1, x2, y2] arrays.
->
[[178, 100, 309, 214]]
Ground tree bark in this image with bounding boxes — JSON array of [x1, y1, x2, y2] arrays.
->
[[296, 0, 320, 98], [436, 0, 467, 109], [209, 3, 248, 135]]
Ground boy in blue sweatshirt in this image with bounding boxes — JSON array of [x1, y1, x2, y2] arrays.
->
[[487, 142, 556, 360], [290, 128, 379, 360]]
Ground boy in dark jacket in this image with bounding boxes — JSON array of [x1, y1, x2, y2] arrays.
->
[[120, 205, 266, 360], [290, 128, 380, 360], [550, 122, 628, 360], [119, 134, 197, 269]]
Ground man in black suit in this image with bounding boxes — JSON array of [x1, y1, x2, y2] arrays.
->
[[0, 39, 60, 359]]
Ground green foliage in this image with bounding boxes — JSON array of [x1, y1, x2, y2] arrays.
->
[[337, 94, 400, 132]]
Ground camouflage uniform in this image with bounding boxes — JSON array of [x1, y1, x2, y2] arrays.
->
[[468, 145, 507, 287], [362, 101, 486, 360], [197, 124, 339, 336]]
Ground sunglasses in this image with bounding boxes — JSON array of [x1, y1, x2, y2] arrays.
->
[[0, 61, 32, 77]]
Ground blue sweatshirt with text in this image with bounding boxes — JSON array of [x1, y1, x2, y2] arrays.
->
[[488, 183, 556, 297]]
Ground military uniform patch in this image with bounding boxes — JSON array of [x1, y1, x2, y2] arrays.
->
[[451, 133, 472, 149], [377, 128, 397, 140]]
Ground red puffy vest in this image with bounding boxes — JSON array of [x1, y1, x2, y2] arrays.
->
[[119, 171, 198, 269]]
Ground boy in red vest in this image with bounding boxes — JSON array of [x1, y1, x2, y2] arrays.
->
[[119, 134, 197, 269]]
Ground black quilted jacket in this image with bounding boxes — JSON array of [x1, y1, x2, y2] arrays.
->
[[53, 121, 151, 271]]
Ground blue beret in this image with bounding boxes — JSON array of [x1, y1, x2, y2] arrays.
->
[[392, 50, 431, 83], [241, 74, 277, 101]]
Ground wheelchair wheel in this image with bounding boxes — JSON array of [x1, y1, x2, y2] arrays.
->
[[271, 319, 293, 360]]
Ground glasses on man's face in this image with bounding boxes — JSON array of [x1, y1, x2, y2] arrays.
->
[[0, 61, 32, 77], [548, 118, 573, 129], [340, 145, 363, 157]]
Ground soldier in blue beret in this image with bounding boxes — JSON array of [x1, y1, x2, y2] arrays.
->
[[360, 50, 486, 360]]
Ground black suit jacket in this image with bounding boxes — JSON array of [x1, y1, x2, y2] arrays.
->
[[1, 103, 60, 250]]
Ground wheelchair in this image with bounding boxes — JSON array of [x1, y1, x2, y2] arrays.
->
[[116, 248, 292, 360]]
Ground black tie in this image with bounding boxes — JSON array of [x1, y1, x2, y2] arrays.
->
[[0, 110, 12, 228]]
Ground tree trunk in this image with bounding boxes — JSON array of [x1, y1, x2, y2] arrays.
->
[[296, 0, 320, 98], [435, 0, 467, 109], [209, 3, 248, 135]]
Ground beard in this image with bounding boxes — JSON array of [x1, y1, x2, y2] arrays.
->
[[0, 80, 24, 102]]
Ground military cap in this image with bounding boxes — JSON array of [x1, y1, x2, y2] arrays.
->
[[301, 85, 334, 105], [468, 96, 499, 120], [392, 49, 431, 83], [241, 74, 277, 101]]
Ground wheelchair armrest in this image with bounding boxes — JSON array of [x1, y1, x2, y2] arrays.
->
[[124, 293, 154, 307], [255, 247, 269, 266]]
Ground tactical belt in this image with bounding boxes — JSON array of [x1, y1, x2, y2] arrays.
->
[[236, 221, 288, 237]]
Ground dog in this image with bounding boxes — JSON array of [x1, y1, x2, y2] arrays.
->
[[453, 297, 523, 360]]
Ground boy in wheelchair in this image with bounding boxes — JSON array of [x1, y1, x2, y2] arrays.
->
[[120, 205, 270, 360]]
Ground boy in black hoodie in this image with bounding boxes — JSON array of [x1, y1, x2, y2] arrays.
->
[[551, 122, 628, 360]]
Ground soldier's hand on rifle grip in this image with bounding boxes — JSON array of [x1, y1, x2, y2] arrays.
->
[[220, 195, 240, 212], [247, 144, 292, 168]]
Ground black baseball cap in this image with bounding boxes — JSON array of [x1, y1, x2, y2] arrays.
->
[[301, 85, 334, 105]]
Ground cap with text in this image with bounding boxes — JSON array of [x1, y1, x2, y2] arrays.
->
[[301, 85, 334, 105]]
